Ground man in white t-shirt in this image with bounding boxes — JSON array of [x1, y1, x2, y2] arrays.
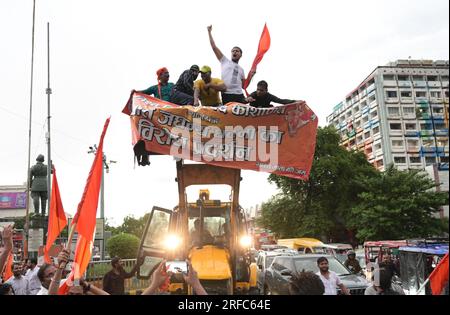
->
[[316, 257, 350, 295], [25, 258, 41, 294], [207, 25, 254, 105]]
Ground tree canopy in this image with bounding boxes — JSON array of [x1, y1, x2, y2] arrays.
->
[[260, 126, 448, 243]]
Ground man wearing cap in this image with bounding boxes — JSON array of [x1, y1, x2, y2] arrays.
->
[[138, 67, 174, 102], [207, 25, 251, 105], [170, 65, 200, 105], [29, 154, 50, 216], [193, 66, 227, 107]]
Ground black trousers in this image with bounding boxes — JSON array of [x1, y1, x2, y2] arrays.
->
[[221, 93, 246, 105], [31, 191, 48, 215], [170, 89, 194, 105]]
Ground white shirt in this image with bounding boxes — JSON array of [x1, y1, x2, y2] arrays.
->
[[25, 267, 41, 295], [36, 278, 67, 295], [220, 56, 245, 94], [6, 276, 30, 295], [316, 271, 342, 295]]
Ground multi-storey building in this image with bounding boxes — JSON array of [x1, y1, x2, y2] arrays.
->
[[327, 59, 449, 173]]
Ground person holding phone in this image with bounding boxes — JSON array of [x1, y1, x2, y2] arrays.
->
[[142, 260, 207, 295]]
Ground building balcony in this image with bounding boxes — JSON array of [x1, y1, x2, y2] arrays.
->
[[398, 81, 412, 87], [432, 114, 445, 120], [389, 129, 404, 136], [430, 98, 443, 103], [385, 97, 399, 103], [391, 146, 406, 152], [420, 147, 438, 154], [356, 127, 363, 133], [413, 81, 427, 87], [400, 97, 413, 103], [361, 107, 369, 114], [364, 138, 374, 146], [363, 122, 371, 130], [416, 98, 429, 104], [407, 146, 420, 152], [383, 80, 397, 87], [442, 81, 449, 88], [417, 113, 431, 120], [420, 130, 435, 137], [404, 131, 420, 137], [427, 81, 442, 88]]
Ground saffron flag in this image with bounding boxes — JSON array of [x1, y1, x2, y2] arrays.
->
[[243, 23, 271, 91], [59, 117, 110, 294], [1, 252, 13, 282], [44, 167, 67, 263], [429, 253, 449, 295]]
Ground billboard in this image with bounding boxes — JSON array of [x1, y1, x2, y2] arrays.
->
[[0, 192, 27, 209]]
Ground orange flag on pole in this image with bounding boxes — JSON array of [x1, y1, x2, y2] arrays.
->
[[44, 166, 67, 263], [59, 117, 110, 294], [429, 253, 449, 295], [243, 23, 271, 92], [1, 252, 13, 282]]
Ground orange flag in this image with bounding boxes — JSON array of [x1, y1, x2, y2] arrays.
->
[[1, 252, 13, 282], [243, 23, 271, 92], [44, 166, 67, 263], [429, 253, 449, 295], [59, 117, 110, 294]]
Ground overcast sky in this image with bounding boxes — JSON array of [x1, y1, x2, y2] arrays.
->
[[0, 0, 448, 226]]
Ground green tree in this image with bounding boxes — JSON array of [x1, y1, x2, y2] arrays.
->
[[349, 165, 449, 241], [106, 233, 140, 259], [263, 126, 377, 242]]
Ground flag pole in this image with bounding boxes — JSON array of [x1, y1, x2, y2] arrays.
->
[[24, 0, 37, 260], [46, 22, 53, 219]]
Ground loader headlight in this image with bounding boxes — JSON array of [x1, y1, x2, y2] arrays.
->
[[239, 235, 252, 248], [163, 234, 182, 250]]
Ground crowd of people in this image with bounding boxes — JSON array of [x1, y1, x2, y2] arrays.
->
[[0, 225, 207, 295], [135, 25, 297, 109]]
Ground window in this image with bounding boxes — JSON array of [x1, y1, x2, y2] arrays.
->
[[413, 75, 424, 81], [403, 107, 415, 116], [407, 139, 419, 147], [390, 123, 402, 130], [378, 159, 384, 166], [401, 91, 412, 98], [373, 143, 382, 151], [362, 115, 369, 123], [398, 75, 409, 81], [441, 156, 449, 163], [386, 91, 398, 98], [355, 120, 361, 128], [388, 107, 400, 115], [357, 135, 363, 143], [437, 139, 448, 147], [409, 156, 422, 163], [422, 139, 435, 147], [425, 156, 436, 165], [394, 156, 407, 164], [427, 76, 438, 81], [392, 139, 404, 147], [445, 91, 449, 98], [383, 74, 395, 80], [368, 95, 376, 103], [373, 126, 380, 134], [432, 107, 444, 114], [441, 75, 449, 81], [430, 91, 442, 98], [405, 123, 417, 130], [416, 91, 427, 98], [420, 123, 432, 130], [364, 131, 371, 139], [371, 111, 378, 119], [435, 123, 447, 130]]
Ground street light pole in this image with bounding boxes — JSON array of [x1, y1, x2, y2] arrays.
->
[[88, 145, 116, 260]]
